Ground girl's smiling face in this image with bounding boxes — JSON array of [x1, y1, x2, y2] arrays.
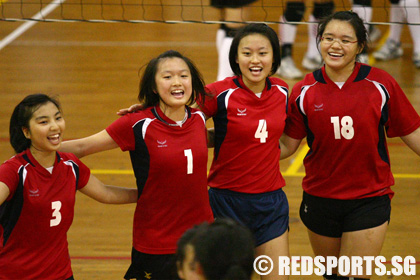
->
[[236, 33, 273, 93], [23, 101, 65, 153]]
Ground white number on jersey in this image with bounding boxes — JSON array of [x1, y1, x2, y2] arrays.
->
[[50, 201, 62, 227], [255, 119, 268, 143], [184, 149, 193, 174], [331, 116, 354, 140]]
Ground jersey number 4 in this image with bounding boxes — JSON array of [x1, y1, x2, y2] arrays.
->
[[255, 119, 268, 143], [331, 116, 354, 140]]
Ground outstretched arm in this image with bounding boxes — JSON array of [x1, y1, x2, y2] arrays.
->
[[401, 127, 420, 157], [0, 182, 10, 206], [79, 175, 138, 204], [280, 134, 302, 160], [60, 130, 119, 158]]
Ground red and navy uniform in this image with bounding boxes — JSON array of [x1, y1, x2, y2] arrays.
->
[[0, 149, 90, 280], [106, 106, 213, 255], [201, 76, 289, 194], [285, 63, 420, 200]]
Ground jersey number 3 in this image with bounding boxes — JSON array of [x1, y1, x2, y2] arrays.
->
[[255, 119, 268, 143], [50, 201, 62, 227]]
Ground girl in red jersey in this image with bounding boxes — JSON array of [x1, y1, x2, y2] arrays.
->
[[0, 94, 138, 280], [199, 23, 290, 280], [281, 11, 420, 280], [118, 26, 289, 279], [61, 50, 214, 280]]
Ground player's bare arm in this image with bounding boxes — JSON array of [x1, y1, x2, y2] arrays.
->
[[279, 134, 302, 160], [61, 130, 119, 158], [79, 175, 138, 204], [0, 182, 10, 206], [400, 127, 420, 157]]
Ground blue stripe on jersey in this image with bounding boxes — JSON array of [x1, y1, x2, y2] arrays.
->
[[131, 119, 150, 198], [0, 166, 25, 246], [313, 69, 326, 84], [296, 95, 315, 155], [378, 84, 391, 165], [63, 160, 80, 191], [213, 89, 230, 160], [354, 64, 371, 82]]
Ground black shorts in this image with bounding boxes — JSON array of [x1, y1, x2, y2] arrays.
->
[[124, 247, 179, 280], [300, 192, 391, 238], [211, 0, 258, 8], [209, 188, 289, 246]]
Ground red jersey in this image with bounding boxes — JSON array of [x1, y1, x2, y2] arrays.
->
[[106, 106, 213, 254], [285, 63, 420, 199], [201, 76, 289, 194], [0, 149, 90, 280]]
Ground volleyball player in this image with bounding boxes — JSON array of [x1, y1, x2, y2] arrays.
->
[[117, 25, 290, 280], [0, 94, 138, 280], [280, 11, 420, 279], [211, 0, 258, 81], [200, 23, 290, 280], [61, 50, 214, 279]]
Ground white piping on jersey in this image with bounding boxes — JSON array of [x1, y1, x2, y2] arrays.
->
[[19, 163, 30, 185], [298, 81, 318, 116], [220, 88, 238, 109], [64, 160, 79, 181], [192, 111, 206, 125], [273, 85, 288, 99], [132, 117, 155, 139], [273, 85, 289, 110], [366, 78, 389, 110]]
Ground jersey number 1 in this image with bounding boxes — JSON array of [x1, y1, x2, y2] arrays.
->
[[184, 149, 193, 174], [255, 119, 268, 143]]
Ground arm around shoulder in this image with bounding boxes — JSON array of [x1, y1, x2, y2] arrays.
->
[[79, 175, 138, 204], [60, 130, 119, 158], [280, 134, 302, 160]]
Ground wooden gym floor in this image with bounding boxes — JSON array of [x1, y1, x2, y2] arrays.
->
[[0, 0, 419, 279]]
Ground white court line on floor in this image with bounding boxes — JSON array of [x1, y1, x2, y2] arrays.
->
[[0, 0, 65, 51]]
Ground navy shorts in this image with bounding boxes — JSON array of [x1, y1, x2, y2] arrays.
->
[[300, 191, 391, 238], [124, 247, 179, 280], [208, 188, 289, 246], [211, 0, 258, 8]]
